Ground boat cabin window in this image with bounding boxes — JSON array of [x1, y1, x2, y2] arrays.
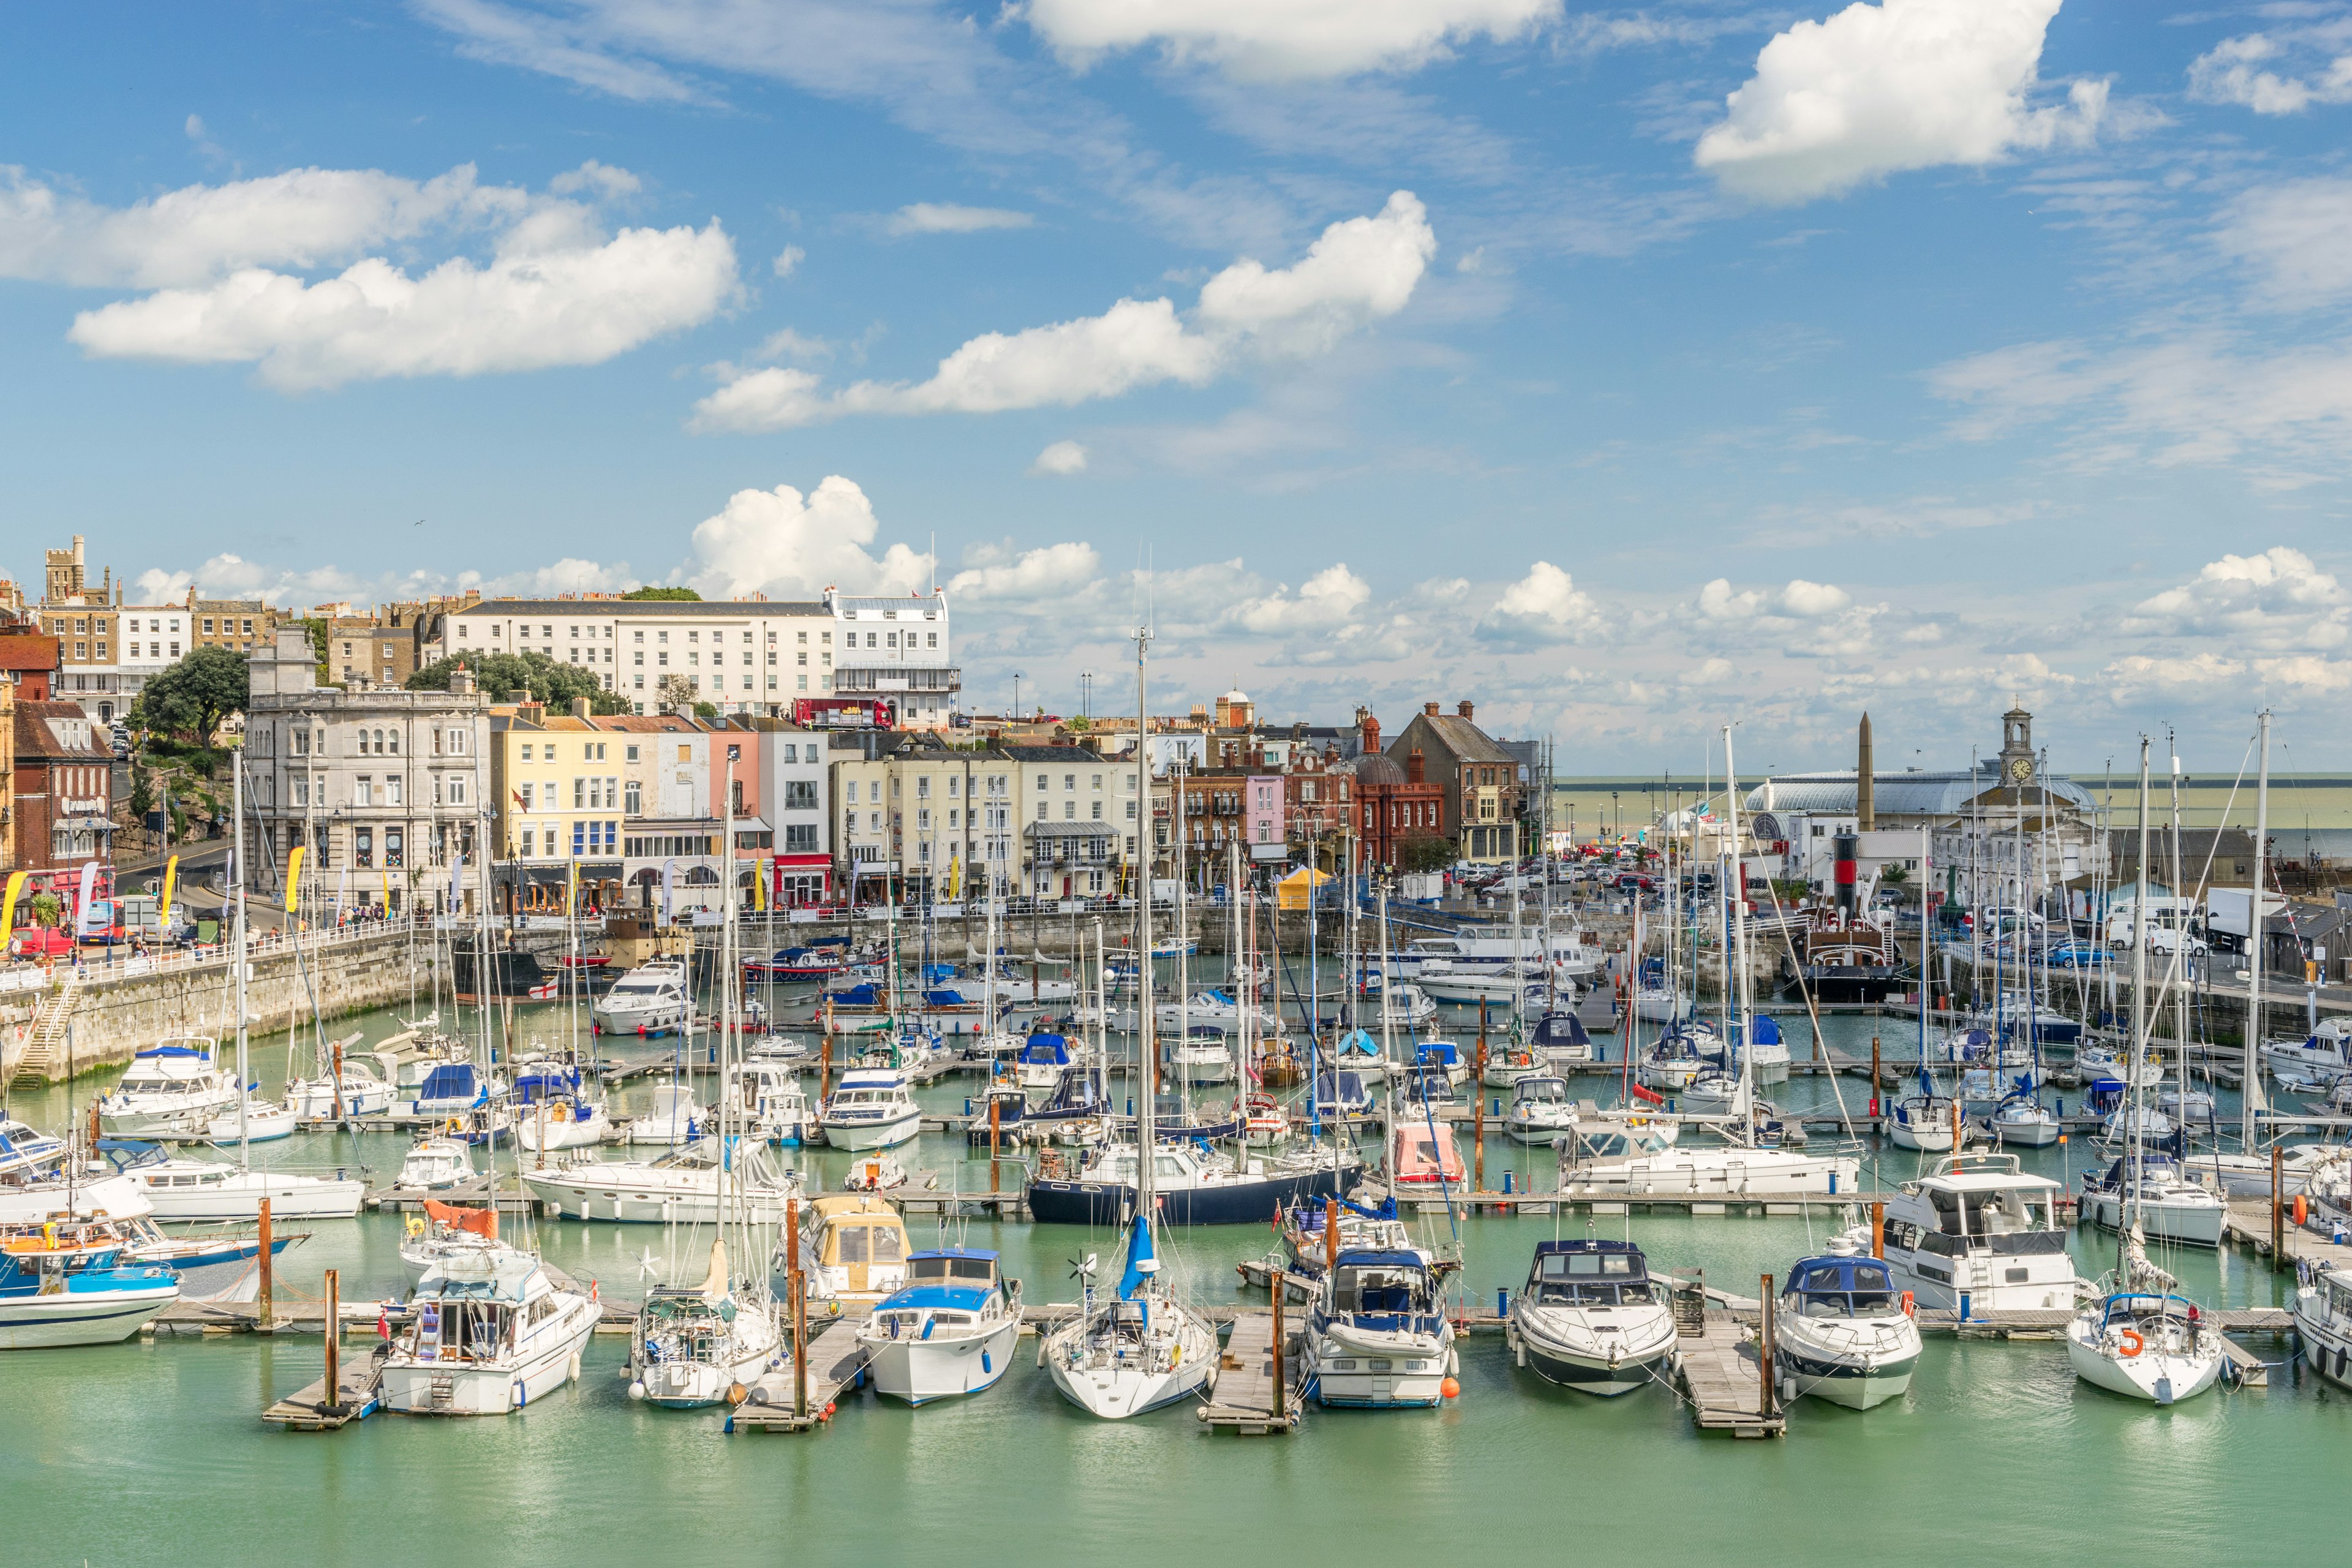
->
[[1153, 1155, 1188, 1179], [1531, 1253, 1654, 1307], [909, 1255, 995, 1282], [1931, 1186, 2046, 1237], [1788, 1262, 1897, 1317], [1332, 1265, 1432, 1315]]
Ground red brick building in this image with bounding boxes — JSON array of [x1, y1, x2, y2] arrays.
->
[[0, 630, 60, 699], [12, 698, 115, 879], [1344, 710, 1446, 871]]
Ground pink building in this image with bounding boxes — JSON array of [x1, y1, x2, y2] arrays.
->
[[1245, 774, 1286, 864]]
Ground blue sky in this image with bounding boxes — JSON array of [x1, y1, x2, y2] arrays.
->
[[3, 1, 2349, 775]]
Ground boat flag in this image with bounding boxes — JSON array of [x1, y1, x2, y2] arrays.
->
[[159, 855, 179, 937], [285, 847, 307, 913], [0, 871, 25, 948]]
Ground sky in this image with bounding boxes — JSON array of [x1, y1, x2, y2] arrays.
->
[[2, 1, 2349, 778]]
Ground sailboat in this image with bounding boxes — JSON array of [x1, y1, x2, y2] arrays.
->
[[2065, 736, 2225, 1406], [1039, 622, 1221, 1420]]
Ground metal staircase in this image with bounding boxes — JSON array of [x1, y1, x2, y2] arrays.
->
[[6, 971, 81, 1088]]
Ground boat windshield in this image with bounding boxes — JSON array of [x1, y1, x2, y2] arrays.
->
[[1331, 1265, 1434, 1315], [909, 1256, 995, 1282], [832, 1223, 906, 1265], [1529, 1252, 1654, 1306]]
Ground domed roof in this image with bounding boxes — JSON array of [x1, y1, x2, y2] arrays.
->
[[1221, 687, 1250, 704], [1349, 751, 1406, 786]]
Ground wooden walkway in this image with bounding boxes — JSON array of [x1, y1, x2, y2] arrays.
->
[[726, 1314, 871, 1433], [1198, 1310, 1303, 1434], [1675, 1295, 1783, 1438], [2222, 1197, 2352, 1273], [262, 1359, 385, 1430]]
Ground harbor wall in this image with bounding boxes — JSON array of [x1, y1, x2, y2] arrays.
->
[[1, 929, 435, 1085]]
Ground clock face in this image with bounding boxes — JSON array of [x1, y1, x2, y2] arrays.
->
[[2008, 756, 2032, 783]]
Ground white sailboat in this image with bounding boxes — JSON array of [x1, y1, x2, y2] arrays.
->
[[1040, 622, 1220, 1420]]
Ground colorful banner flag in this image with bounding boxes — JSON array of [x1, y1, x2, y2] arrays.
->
[[751, 857, 768, 912], [285, 847, 307, 913], [159, 855, 179, 937], [0, 871, 26, 948]]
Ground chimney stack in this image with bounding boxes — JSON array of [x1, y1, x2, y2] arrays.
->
[[1457, 699, 1474, 721], [571, 696, 590, 720], [1423, 701, 1440, 717], [1408, 746, 1426, 785], [1857, 710, 1875, 832]]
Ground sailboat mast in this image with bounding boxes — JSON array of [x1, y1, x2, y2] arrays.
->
[[2247, 710, 2270, 1151], [2127, 736, 2151, 1259], [1725, 727, 1752, 1115], [234, 747, 250, 1164], [2169, 734, 2190, 1126], [1133, 626, 1155, 1221]]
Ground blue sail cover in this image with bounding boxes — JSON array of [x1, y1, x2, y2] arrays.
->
[[1117, 1210, 1156, 1327]]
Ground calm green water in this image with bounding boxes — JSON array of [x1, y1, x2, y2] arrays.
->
[[6, 986, 2346, 1567]]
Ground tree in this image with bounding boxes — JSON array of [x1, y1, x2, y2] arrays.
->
[[131, 645, 249, 741], [624, 586, 702, 601], [1395, 834, 1456, 875], [1879, 864, 1910, 886], [407, 652, 630, 714], [655, 673, 696, 714], [693, 700, 719, 720]]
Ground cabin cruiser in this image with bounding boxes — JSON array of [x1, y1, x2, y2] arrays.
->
[[1506, 1238, 1675, 1397], [1027, 1140, 1358, 1227], [1412, 1037, 1469, 1088], [1017, 1034, 1080, 1101], [1416, 962, 1548, 1009], [2294, 1260, 2352, 1392], [790, 1194, 911, 1308], [619, 1084, 706, 1147], [627, 1240, 782, 1408], [818, 1068, 922, 1151], [1555, 1115, 1858, 1198], [1155, 989, 1280, 1036], [1391, 930, 1601, 981], [2188, 1143, 2345, 1200], [1878, 1152, 2078, 1313], [101, 1142, 364, 1221], [591, 958, 692, 1035], [2266, 1020, 2352, 1085], [397, 1134, 476, 1191], [285, 1057, 394, 1120], [1505, 1076, 1577, 1145], [1531, 1009, 1595, 1064], [2077, 1154, 2226, 1247], [1362, 981, 1438, 1028], [520, 1137, 802, 1224], [380, 1247, 599, 1415], [0, 1219, 181, 1349], [1774, 1254, 1921, 1409], [96, 1038, 240, 1139], [2066, 1291, 2224, 1405], [1168, 1027, 1236, 1087], [1300, 1246, 1456, 1409], [1479, 1037, 1546, 1088], [0, 1117, 69, 1186], [728, 1061, 812, 1147], [858, 1247, 1022, 1406]]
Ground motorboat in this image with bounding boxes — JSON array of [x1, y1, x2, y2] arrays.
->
[[858, 1247, 1022, 1406], [2266, 1020, 2352, 1085], [1942, 1026, 2031, 1072], [96, 1037, 239, 1139], [1887, 1095, 1961, 1153], [592, 959, 692, 1035], [791, 1193, 910, 1308], [1479, 1038, 1545, 1088], [1168, 1027, 1236, 1087], [380, 1246, 599, 1415], [627, 1240, 783, 1409], [1303, 1247, 1457, 1408], [1530, 1009, 1594, 1065], [101, 1142, 364, 1221], [1412, 1037, 1469, 1088], [1041, 1212, 1219, 1419], [1365, 983, 1438, 1028], [201, 1097, 299, 1145], [0, 1220, 181, 1349], [1155, 989, 1279, 1036], [2156, 1083, 2217, 1124], [285, 1058, 394, 1120], [1504, 1076, 1576, 1145], [2065, 1291, 2224, 1405], [1985, 1095, 2062, 1148], [2077, 1155, 2226, 1247], [1877, 1152, 2078, 1313], [397, 1135, 476, 1191], [519, 1137, 802, 1224], [0, 1116, 69, 1184], [1505, 1238, 1675, 1396], [841, 1154, 912, 1192], [2294, 1260, 2352, 1392], [1027, 1140, 1359, 1227], [619, 1085, 706, 1147], [1416, 961, 1547, 1010], [818, 1068, 922, 1151], [1017, 1033, 1079, 1101], [1774, 1254, 1921, 1409], [1554, 1115, 1858, 1198], [727, 1061, 812, 1147], [2187, 1144, 2345, 1200], [1966, 994, 2083, 1046], [1389, 1120, 1466, 1198]]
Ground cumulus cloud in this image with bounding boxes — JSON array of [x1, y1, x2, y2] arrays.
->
[[693, 191, 1434, 431], [948, 541, 1102, 602], [1030, 440, 1088, 475], [885, 203, 1033, 235], [2101, 651, 2244, 695], [684, 477, 932, 600], [1477, 561, 1603, 644], [2188, 28, 2352, 115], [772, 244, 805, 277], [1231, 564, 1372, 633], [2124, 547, 2348, 652], [1696, 578, 1853, 620], [1694, 0, 2106, 205], [1025, 0, 1561, 81], [2217, 179, 2352, 306]]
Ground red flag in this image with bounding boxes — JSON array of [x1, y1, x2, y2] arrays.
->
[[1629, 1084, 1665, 1106]]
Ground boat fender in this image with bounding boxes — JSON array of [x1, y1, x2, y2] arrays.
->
[[728, 1382, 749, 1406], [981, 1350, 992, 1374], [568, 1352, 582, 1384], [1440, 1376, 1460, 1400], [2117, 1329, 2144, 1359], [628, 1380, 646, 1400], [1900, 1292, 1915, 1318]]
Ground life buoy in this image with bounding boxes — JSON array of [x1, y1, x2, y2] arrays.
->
[[2117, 1329, 2144, 1358]]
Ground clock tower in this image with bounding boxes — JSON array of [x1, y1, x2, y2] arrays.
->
[[1997, 705, 2035, 788]]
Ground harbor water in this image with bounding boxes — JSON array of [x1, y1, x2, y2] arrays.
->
[[5, 982, 2345, 1566]]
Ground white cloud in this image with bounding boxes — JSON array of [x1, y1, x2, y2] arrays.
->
[[755, 326, 831, 363], [884, 203, 1033, 235], [1231, 563, 1372, 633], [0, 162, 527, 288], [1696, 577, 1853, 620], [948, 541, 1102, 601], [2255, 654, 2352, 694], [2125, 547, 2348, 652], [2217, 179, 2352, 306], [2187, 28, 2352, 115], [1477, 560, 1603, 644], [772, 244, 805, 277], [2101, 651, 2244, 695], [135, 567, 195, 603], [1693, 0, 2105, 205], [1030, 440, 1088, 475], [1025, 0, 1560, 81], [693, 191, 1433, 430], [684, 477, 932, 600], [69, 218, 737, 390], [548, 160, 641, 200]]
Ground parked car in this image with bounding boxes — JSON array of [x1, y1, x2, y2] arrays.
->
[[2046, 941, 2113, 968], [7, 928, 75, 960]]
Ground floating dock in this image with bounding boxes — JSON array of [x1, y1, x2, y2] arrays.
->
[[726, 1314, 870, 1434], [262, 1359, 385, 1430], [1199, 1309, 1304, 1434], [1674, 1295, 1784, 1438]]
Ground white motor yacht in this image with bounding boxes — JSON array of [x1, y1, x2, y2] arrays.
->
[[619, 1084, 706, 1147], [285, 1060, 394, 1120], [1877, 1152, 2079, 1313], [1504, 1076, 1576, 1145], [2187, 1144, 2344, 1200], [818, 1068, 922, 1151], [397, 1135, 476, 1191], [200, 1097, 298, 1145], [858, 1246, 1022, 1406], [1554, 1117, 1858, 1198], [1304, 1246, 1457, 1408], [380, 1247, 599, 1415], [96, 1038, 239, 1139], [519, 1137, 802, 1224], [2077, 1154, 2226, 1248], [592, 958, 692, 1035], [2066, 1290, 2224, 1405], [111, 1147, 364, 1221], [2264, 1019, 2352, 1085], [2294, 1260, 2352, 1392], [1506, 1238, 1674, 1396], [1774, 1254, 1921, 1409], [628, 1240, 783, 1408], [726, 1061, 812, 1147], [1169, 1031, 1237, 1087]]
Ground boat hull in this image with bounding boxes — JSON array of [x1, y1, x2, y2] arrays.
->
[[381, 1306, 596, 1415], [0, 1282, 181, 1348], [519, 1174, 800, 1226], [818, 1112, 921, 1152], [1508, 1306, 1677, 1397], [2076, 1192, 2225, 1248], [1781, 1348, 1918, 1409], [139, 1177, 365, 1223], [1026, 1160, 1357, 1227], [2065, 1334, 2222, 1405], [860, 1317, 1020, 1405]]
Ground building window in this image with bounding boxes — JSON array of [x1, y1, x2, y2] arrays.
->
[[449, 777, 467, 805], [355, 827, 374, 867], [625, 781, 643, 815], [386, 776, 403, 807]]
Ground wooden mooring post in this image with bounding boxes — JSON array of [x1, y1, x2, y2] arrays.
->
[[323, 1269, 339, 1401], [2272, 1146, 2285, 1267], [1270, 1270, 1287, 1427], [788, 1196, 808, 1419], [257, 1197, 274, 1332]]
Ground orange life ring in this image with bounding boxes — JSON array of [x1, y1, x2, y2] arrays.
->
[[2117, 1329, 2144, 1358]]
